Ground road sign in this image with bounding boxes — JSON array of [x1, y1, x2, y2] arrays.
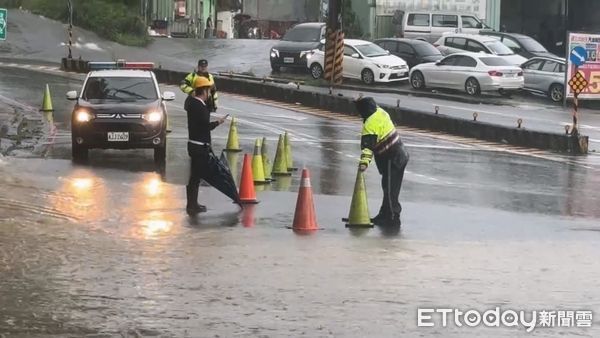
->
[[570, 46, 587, 67], [0, 8, 7, 41], [568, 72, 588, 95]]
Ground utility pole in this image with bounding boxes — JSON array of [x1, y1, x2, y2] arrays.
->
[[324, 0, 343, 86]]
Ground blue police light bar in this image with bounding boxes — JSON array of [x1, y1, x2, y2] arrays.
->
[[88, 61, 155, 71]]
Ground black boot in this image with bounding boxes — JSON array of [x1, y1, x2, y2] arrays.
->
[[186, 185, 207, 215], [371, 213, 391, 225]]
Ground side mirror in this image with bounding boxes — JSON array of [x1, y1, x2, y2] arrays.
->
[[162, 91, 176, 101], [435, 60, 442, 66], [66, 90, 78, 100], [476, 23, 483, 29], [351, 53, 360, 59]]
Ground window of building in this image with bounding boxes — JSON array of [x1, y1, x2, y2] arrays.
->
[[433, 15, 458, 28], [407, 14, 430, 27]]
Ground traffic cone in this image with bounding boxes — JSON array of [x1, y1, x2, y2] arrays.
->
[[239, 154, 259, 204], [224, 117, 242, 152], [292, 168, 319, 234], [40, 84, 54, 124], [344, 168, 373, 228], [251, 138, 268, 184], [272, 134, 291, 176], [261, 136, 273, 182], [284, 131, 297, 171], [226, 152, 240, 186]]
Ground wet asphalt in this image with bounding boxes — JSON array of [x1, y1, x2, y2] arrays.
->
[[1, 66, 600, 336]]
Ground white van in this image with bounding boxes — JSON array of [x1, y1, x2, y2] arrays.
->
[[397, 11, 489, 43]]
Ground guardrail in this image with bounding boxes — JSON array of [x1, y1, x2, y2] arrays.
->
[[60, 58, 589, 154]]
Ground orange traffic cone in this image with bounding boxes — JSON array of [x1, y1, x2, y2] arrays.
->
[[239, 154, 259, 204], [292, 168, 318, 234]]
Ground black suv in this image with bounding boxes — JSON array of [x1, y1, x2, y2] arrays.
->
[[67, 63, 174, 163], [269, 22, 326, 72]]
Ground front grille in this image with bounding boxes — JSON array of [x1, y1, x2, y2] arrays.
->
[[390, 65, 409, 70], [92, 122, 147, 133], [389, 73, 408, 80], [280, 52, 299, 58]]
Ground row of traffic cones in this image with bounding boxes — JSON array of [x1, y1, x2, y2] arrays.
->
[[224, 116, 373, 233]]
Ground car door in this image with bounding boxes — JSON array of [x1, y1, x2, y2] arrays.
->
[[448, 55, 478, 89], [343, 45, 362, 79], [404, 13, 431, 41], [521, 59, 544, 90], [428, 54, 460, 86], [460, 15, 483, 35], [397, 42, 417, 67], [537, 60, 560, 92]]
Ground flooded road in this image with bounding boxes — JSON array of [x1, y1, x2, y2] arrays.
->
[[1, 66, 600, 337]]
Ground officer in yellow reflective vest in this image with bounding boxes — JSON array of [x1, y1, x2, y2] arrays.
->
[[356, 97, 409, 226], [180, 59, 219, 112]]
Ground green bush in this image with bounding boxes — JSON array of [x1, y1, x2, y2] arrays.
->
[[4, 0, 150, 47]]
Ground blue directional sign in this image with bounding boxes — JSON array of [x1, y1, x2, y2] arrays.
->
[[570, 46, 587, 67]]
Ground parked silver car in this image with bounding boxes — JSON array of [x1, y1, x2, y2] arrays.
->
[[409, 53, 524, 96], [521, 57, 566, 102]]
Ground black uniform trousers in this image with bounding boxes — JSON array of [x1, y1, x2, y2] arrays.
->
[[187, 142, 210, 206], [374, 143, 409, 217]]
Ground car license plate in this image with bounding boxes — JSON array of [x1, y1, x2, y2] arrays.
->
[[107, 132, 129, 142], [284, 57, 294, 63]]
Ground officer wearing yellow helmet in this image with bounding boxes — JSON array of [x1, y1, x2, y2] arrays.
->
[[184, 76, 228, 215], [180, 59, 218, 112], [355, 96, 409, 226]]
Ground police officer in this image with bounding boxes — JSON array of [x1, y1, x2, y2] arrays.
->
[[356, 97, 409, 226], [180, 59, 219, 112], [185, 76, 228, 215]]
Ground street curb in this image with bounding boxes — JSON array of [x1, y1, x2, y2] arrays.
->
[[60, 58, 589, 154]]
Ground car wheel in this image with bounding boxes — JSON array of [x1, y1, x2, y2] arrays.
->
[[549, 83, 564, 102], [271, 63, 281, 72], [310, 63, 323, 79], [361, 69, 375, 85], [71, 141, 88, 162], [154, 142, 166, 164], [410, 71, 425, 89], [465, 77, 481, 96]]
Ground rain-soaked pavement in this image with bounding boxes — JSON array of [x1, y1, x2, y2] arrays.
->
[[2, 66, 600, 337]]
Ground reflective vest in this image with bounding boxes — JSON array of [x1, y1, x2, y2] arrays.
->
[[359, 107, 400, 166], [180, 71, 218, 111]]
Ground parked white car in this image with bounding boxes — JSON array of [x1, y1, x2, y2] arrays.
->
[[307, 39, 409, 85], [433, 33, 528, 66], [409, 53, 524, 96]]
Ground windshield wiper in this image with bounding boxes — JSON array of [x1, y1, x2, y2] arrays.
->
[[110, 88, 149, 100]]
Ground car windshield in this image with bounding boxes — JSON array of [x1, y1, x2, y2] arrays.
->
[[484, 41, 514, 55], [282, 26, 321, 42], [413, 43, 442, 56], [355, 43, 388, 57], [83, 76, 158, 102], [479, 57, 511, 66], [519, 37, 548, 53]]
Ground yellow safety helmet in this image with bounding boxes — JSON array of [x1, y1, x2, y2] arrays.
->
[[193, 76, 213, 89]]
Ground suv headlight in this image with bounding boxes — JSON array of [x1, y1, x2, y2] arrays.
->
[[144, 111, 163, 122], [299, 50, 312, 59], [270, 48, 279, 58], [75, 110, 93, 123]]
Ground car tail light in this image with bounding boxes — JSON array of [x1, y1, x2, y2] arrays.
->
[[488, 70, 504, 77]]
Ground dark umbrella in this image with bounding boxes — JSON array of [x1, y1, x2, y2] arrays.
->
[[204, 149, 243, 208]]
